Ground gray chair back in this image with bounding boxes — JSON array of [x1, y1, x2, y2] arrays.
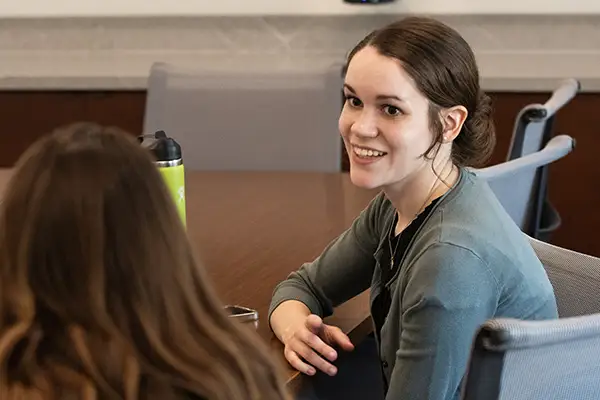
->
[[507, 78, 579, 160], [529, 236, 600, 318], [507, 78, 580, 239], [472, 135, 574, 231], [143, 62, 343, 172], [462, 314, 600, 400]]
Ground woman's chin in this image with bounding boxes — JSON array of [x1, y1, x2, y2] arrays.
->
[[349, 169, 382, 190]]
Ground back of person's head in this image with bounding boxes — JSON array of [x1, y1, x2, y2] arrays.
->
[[346, 16, 495, 167], [0, 122, 290, 400]]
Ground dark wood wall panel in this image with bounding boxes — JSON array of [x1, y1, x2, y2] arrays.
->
[[0, 91, 146, 166], [0, 90, 597, 257]]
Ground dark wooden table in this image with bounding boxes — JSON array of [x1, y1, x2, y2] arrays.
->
[[0, 169, 377, 390]]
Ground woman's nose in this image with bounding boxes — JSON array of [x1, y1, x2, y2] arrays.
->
[[350, 111, 378, 138]]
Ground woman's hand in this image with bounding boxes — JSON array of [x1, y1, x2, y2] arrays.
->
[[281, 314, 354, 376]]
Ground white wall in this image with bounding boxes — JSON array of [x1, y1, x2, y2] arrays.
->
[[0, 0, 598, 18]]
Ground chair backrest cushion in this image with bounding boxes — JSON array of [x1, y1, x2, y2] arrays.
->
[[144, 62, 343, 172], [462, 314, 600, 400], [530, 237, 600, 318]]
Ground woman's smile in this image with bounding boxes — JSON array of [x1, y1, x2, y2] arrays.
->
[[350, 143, 388, 165]]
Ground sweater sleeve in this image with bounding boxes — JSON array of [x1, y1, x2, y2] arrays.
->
[[385, 242, 500, 400], [268, 192, 386, 320]]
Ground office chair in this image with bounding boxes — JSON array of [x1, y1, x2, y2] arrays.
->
[[461, 313, 600, 400], [529, 236, 600, 318], [472, 135, 575, 233], [143, 62, 343, 172], [506, 78, 580, 240]]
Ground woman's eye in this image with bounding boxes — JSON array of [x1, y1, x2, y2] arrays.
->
[[383, 105, 401, 116], [345, 96, 362, 108]]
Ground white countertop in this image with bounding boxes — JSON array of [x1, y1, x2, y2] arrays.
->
[[2, 0, 599, 18], [1, 14, 599, 92]]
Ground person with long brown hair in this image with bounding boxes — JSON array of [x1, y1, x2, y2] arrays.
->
[[0, 122, 292, 400]]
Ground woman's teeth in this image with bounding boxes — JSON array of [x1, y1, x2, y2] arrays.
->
[[353, 146, 386, 157]]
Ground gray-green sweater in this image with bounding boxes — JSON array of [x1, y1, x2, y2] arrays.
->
[[269, 168, 558, 400]]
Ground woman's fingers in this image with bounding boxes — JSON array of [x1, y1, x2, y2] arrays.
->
[[305, 314, 325, 334], [284, 347, 317, 376], [289, 341, 338, 376], [282, 314, 354, 377], [324, 325, 355, 351], [298, 328, 338, 362]]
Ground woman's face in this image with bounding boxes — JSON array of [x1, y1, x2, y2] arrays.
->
[[339, 46, 441, 190]]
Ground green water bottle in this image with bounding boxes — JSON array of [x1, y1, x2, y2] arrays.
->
[[139, 131, 186, 226]]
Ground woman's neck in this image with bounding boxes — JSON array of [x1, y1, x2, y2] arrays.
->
[[384, 160, 459, 232]]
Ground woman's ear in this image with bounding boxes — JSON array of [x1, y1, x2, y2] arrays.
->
[[440, 106, 468, 142]]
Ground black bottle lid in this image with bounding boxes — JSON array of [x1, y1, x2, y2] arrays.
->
[[139, 130, 182, 162]]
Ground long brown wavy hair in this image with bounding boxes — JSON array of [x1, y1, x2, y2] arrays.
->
[[0, 123, 291, 399]]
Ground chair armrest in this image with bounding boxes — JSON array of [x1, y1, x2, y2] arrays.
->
[[474, 135, 575, 179], [544, 78, 581, 118]]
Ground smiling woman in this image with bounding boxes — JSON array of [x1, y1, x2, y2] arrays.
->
[[340, 24, 495, 196], [268, 16, 558, 400]]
